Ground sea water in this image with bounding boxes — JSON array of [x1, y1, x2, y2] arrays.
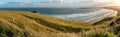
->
[[0, 8, 116, 22]]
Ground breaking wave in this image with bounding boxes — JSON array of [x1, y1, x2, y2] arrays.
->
[[51, 9, 117, 22]]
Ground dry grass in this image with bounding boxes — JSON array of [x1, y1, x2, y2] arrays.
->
[[0, 10, 119, 37]]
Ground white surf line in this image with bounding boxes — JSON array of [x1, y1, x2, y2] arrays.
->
[[87, 9, 118, 23]]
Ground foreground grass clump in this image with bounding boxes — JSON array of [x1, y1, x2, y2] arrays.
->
[[0, 19, 25, 37], [0, 10, 119, 37], [0, 24, 13, 37]]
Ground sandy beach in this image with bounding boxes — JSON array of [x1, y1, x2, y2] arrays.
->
[[88, 6, 120, 23], [103, 6, 120, 16], [89, 9, 118, 23]]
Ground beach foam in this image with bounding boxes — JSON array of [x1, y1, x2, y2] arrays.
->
[[51, 9, 117, 22]]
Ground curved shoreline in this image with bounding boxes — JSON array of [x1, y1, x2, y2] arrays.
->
[[88, 9, 118, 23], [50, 9, 118, 23]]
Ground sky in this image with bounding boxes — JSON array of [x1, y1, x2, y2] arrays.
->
[[0, 0, 83, 4], [0, 0, 115, 8], [0, 0, 42, 4]]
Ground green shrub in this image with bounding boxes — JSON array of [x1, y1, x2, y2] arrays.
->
[[118, 33, 120, 37], [114, 26, 120, 34], [0, 24, 13, 37], [94, 17, 113, 25], [94, 33, 110, 37], [0, 33, 6, 37]]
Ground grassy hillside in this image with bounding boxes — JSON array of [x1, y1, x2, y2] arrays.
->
[[0, 10, 119, 37]]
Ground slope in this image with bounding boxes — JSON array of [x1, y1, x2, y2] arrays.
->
[[0, 10, 93, 37]]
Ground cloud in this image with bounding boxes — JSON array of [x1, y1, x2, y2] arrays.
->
[[49, 0, 63, 2], [0, 0, 115, 8]]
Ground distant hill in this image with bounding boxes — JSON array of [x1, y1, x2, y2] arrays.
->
[[0, 10, 120, 37]]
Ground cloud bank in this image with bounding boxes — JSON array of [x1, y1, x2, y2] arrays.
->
[[0, 0, 115, 8]]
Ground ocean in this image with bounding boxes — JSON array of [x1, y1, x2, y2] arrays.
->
[[0, 8, 116, 22]]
